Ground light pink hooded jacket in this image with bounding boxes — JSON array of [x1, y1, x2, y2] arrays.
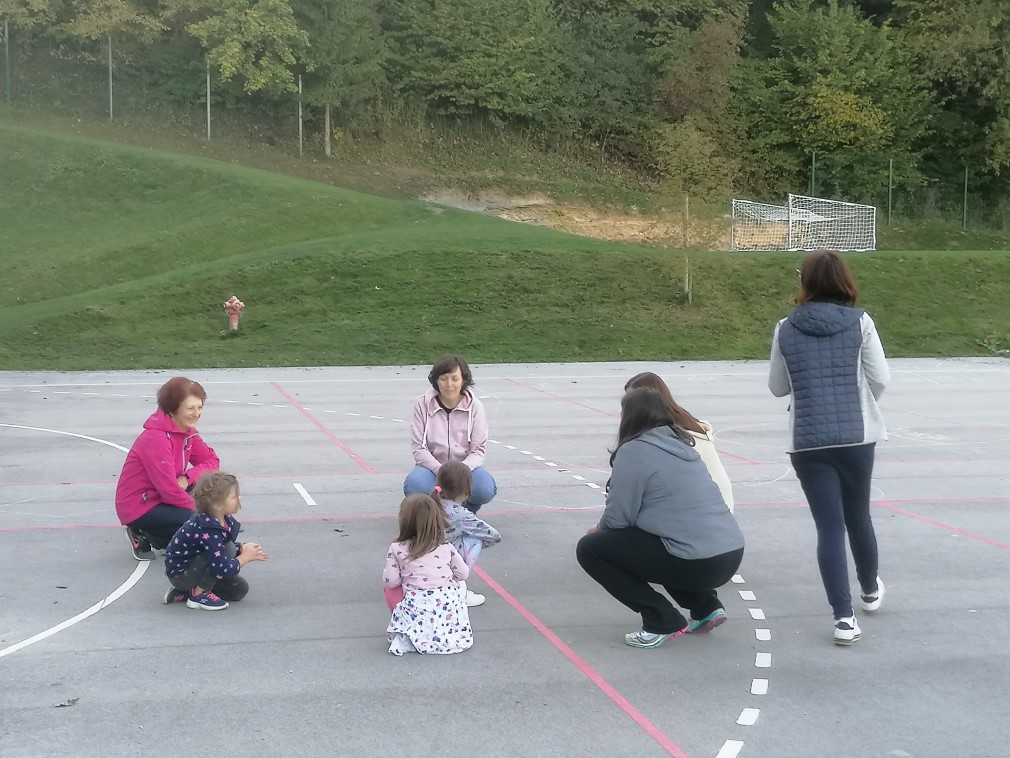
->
[[114, 410, 220, 525], [410, 388, 488, 472]]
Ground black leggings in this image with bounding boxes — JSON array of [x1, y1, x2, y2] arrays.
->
[[576, 527, 743, 634], [168, 542, 249, 601]]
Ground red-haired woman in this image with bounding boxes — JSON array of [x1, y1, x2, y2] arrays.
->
[[115, 377, 220, 561], [769, 249, 891, 646]]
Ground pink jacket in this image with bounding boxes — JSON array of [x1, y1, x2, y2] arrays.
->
[[410, 388, 488, 472], [114, 410, 220, 525]]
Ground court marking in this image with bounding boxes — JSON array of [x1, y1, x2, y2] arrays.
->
[[0, 423, 151, 659]]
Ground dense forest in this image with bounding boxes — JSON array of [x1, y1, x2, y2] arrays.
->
[[2, 0, 1009, 218]]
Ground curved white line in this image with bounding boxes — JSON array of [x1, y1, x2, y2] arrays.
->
[[0, 423, 150, 659]]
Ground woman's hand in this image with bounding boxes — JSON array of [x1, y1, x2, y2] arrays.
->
[[585, 525, 598, 535], [177, 475, 189, 490]]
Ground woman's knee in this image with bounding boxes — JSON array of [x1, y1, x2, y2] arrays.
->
[[403, 467, 435, 495], [469, 468, 497, 506]]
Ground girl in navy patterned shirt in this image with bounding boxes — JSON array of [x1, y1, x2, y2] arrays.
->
[[164, 472, 268, 610]]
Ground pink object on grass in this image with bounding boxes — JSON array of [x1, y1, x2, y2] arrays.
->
[[224, 296, 245, 331]]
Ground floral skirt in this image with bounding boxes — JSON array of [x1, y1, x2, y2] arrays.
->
[[387, 585, 473, 655]]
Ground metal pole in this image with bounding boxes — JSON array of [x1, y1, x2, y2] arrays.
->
[[206, 58, 211, 141], [887, 158, 893, 228], [963, 164, 969, 231], [107, 34, 113, 122], [4, 19, 10, 107], [682, 193, 689, 249], [810, 152, 816, 195], [297, 74, 303, 156]]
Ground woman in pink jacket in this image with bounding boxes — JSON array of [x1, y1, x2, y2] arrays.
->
[[404, 355, 496, 513], [115, 377, 220, 560]]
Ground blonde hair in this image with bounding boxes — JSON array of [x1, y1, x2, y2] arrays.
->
[[192, 471, 239, 515], [396, 494, 448, 560], [433, 461, 472, 504]]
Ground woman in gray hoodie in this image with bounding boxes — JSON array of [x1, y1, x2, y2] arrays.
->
[[576, 388, 745, 649]]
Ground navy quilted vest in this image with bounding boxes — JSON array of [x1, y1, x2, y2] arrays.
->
[[778, 301, 866, 451]]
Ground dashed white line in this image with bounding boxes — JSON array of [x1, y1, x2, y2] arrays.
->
[[488, 439, 500, 444], [248, 402, 263, 406], [737, 708, 760, 726], [221, 400, 239, 403], [716, 740, 744, 758], [293, 483, 316, 506], [391, 418, 405, 423], [533, 456, 545, 461], [370, 415, 383, 419], [273, 404, 287, 408], [572, 475, 585, 481], [755, 628, 771, 641], [54, 391, 71, 394], [738, 590, 756, 601], [755, 652, 772, 668], [504, 445, 516, 450], [546, 462, 557, 467], [751, 678, 769, 695], [749, 608, 766, 620], [520, 450, 532, 455], [731, 574, 745, 584], [586, 483, 601, 489]]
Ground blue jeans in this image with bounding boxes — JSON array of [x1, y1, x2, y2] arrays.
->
[[790, 443, 878, 618], [403, 466, 497, 513]]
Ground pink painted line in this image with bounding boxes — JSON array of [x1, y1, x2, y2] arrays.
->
[[875, 502, 1010, 551], [271, 382, 376, 474], [0, 478, 115, 488], [472, 565, 690, 758], [506, 378, 762, 465]]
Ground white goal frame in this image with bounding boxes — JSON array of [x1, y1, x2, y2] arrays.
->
[[730, 194, 876, 252]]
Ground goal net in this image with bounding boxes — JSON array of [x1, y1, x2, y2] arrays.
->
[[730, 194, 876, 252]]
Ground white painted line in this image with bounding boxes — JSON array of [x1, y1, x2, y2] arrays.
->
[[54, 391, 71, 394], [273, 404, 287, 408], [572, 475, 585, 481], [370, 415, 383, 419], [755, 628, 771, 641], [346, 412, 360, 416], [221, 400, 239, 403], [737, 708, 760, 726], [586, 483, 601, 489], [749, 608, 766, 620], [141, 395, 155, 399], [716, 740, 744, 758], [488, 439, 500, 444], [533, 456, 545, 461], [391, 418, 405, 423], [82, 392, 98, 395], [731, 574, 745, 584], [302, 407, 313, 411], [755, 652, 771, 668], [248, 402, 263, 406], [112, 393, 127, 397], [520, 450, 532, 455], [546, 462, 557, 467], [0, 424, 129, 453], [0, 562, 150, 659], [751, 678, 769, 695], [324, 410, 336, 413], [293, 483, 316, 506], [738, 590, 756, 601], [505, 445, 516, 450]]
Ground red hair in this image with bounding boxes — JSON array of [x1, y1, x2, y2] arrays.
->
[[157, 377, 207, 414]]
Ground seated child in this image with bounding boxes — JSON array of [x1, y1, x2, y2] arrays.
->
[[432, 461, 502, 607], [163, 471, 267, 610], [383, 494, 473, 656]]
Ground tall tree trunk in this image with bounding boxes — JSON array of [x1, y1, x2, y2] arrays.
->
[[324, 104, 331, 157]]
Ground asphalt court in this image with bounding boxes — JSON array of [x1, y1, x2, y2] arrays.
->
[[1, 359, 1008, 758]]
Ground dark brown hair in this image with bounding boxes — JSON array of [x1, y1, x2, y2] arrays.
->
[[193, 471, 239, 515], [157, 377, 207, 414], [797, 249, 859, 306], [624, 372, 705, 434], [428, 355, 474, 391], [396, 494, 449, 560], [611, 388, 695, 465], [433, 461, 473, 504]]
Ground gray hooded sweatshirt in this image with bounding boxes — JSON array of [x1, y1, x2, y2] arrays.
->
[[600, 427, 745, 560]]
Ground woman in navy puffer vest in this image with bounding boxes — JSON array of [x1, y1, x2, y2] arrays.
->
[[769, 249, 891, 647]]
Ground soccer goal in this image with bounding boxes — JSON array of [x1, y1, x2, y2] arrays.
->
[[730, 194, 876, 252]]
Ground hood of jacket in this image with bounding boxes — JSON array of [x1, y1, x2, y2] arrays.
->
[[634, 426, 702, 462], [423, 388, 475, 415], [787, 301, 864, 338]]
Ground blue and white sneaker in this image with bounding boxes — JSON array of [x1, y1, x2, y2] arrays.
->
[[186, 590, 229, 611], [860, 578, 885, 613], [688, 608, 727, 633], [833, 615, 861, 646]]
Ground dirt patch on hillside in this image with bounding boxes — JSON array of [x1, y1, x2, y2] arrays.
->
[[424, 192, 730, 249]]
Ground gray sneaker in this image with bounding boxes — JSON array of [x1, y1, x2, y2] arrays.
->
[[124, 526, 155, 561]]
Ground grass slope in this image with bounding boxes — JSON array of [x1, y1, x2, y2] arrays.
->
[[2, 124, 1009, 370]]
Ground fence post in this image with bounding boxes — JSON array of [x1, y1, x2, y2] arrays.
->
[[887, 158, 893, 228], [205, 58, 211, 141], [3, 19, 10, 107], [107, 34, 113, 122], [963, 164, 969, 231], [682, 193, 689, 249], [297, 74, 303, 157], [810, 152, 818, 195]]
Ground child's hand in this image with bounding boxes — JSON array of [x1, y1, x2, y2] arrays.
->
[[244, 543, 268, 561]]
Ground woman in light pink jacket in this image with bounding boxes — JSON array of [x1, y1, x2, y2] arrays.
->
[[115, 377, 220, 560], [404, 355, 496, 513]]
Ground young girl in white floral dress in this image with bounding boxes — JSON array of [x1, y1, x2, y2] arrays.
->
[[383, 494, 473, 656]]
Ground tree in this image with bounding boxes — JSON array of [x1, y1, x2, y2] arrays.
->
[[732, 0, 935, 200], [186, 0, 308, 94], [294, 0, 385, 152]]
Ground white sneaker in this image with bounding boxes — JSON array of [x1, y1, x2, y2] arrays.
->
[[465, 590, 486, 607], [833, 615, 861, 646], [860, 577, 885, 613]]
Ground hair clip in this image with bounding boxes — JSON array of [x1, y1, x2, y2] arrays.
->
[[434, 485, 442, 494]]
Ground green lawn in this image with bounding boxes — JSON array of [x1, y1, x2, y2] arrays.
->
[[2, 124, 1009, 370]]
